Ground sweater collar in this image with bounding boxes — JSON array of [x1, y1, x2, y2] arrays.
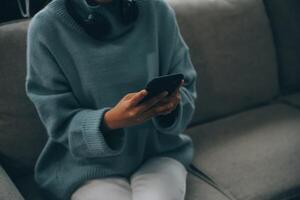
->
[[58, 0, 137, 41], [72, 0, 119, 19]]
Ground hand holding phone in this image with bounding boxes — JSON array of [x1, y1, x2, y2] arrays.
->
[[102, 73, 184, 130], [151, 78, 184, 117]]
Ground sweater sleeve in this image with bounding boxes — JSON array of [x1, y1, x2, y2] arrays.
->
[[151, 1, 198, 135], [25, 17, 126, 159]]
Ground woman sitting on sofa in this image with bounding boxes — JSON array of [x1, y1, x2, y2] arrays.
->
[[25, 0, 198, 199]]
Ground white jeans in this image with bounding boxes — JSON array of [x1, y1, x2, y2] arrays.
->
[[70, 156, 188, 200]]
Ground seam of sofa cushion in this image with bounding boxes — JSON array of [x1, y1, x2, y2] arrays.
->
[[0, 18, 31, 27]]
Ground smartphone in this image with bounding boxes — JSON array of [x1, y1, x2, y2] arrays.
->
[[137, 73, 184, 105]]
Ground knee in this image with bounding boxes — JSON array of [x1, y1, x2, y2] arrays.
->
[[71, 178, 132, 200], [132, 156, 187, 180], [130, 157, 188, 200], [131, 181, 186, 200]]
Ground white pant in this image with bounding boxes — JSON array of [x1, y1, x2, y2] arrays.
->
[[70, 156, 188, 200]]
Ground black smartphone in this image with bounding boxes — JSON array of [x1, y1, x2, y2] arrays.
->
[[137, 73, 184, 105]]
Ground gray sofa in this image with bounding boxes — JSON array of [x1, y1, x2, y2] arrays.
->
[[1, 0, 300, 199]]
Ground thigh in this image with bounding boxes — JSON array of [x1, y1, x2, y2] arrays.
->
[[71, 176, 132, 200], [130, 156, 188, 200]]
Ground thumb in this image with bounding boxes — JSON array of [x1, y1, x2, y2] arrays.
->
[[130, 89, 148, 107], [180, 79, 184, 86], [175, 79, 184, 92]]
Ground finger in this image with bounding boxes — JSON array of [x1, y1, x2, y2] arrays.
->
[[158, 96, 172, 104], [123, 92, 134, 100], [159, 89, 180, 105], [178, 79, 184, 88], [129, 89, 148, 107], [141, 105, 167, 120], [169, 80, 184, 97], [151, 103, 173, 118], [143, 101, 177, 119], [176, 79, 184, 92], [138, 91, 169, 113], [154, 94, 178, 108], [158, 109, 173, 116], [150, 98, 169, 108], [178, 79, 184, 90]]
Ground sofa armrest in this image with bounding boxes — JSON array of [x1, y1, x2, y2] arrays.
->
[[0, 165, 25, 200]]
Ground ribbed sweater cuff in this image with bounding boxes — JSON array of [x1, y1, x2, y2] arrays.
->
[[151, 99, 183, 135], [80, 107, 126, 157]]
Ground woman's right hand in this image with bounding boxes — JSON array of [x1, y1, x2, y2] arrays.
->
[[103, 89, 169, 130]]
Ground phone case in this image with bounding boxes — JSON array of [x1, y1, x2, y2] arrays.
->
[[138, 73, 184, 105]]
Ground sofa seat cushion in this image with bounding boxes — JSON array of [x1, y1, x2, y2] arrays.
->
[[0, 165, 24, 200], [279, 93, 300, 108], [13, 173, 45, 200], [12, 171, 230, 200], [185, 173, 230, 200], [186, 103, 300, 200]]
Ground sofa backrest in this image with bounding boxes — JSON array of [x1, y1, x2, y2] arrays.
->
[[0, 19, 47, 178], [168, 0, 280, 124], [263, 0, 300, 94]]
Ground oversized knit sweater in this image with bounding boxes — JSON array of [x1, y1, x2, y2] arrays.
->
[[25, 0, 198, 199]]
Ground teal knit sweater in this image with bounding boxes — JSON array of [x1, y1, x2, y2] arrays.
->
[[25, 0, 197, 199]]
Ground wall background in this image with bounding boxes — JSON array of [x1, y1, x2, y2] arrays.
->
[[0, 0, 51, 24]]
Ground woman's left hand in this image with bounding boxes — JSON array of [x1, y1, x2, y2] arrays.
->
[[152, 79, 184, 116]]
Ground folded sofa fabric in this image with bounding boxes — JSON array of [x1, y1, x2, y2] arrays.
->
[[263, 0, 300, 94]]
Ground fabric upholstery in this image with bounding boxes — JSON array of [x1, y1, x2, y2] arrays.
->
[[168, 0, 279, 124], [13, 173, 47, 200], [185, 103, 300, 200], [0, 19, 47, 178], [0, 165, 25, 200], [263, 0, 300, 94], [279, 93, 300, 109], [185, 173, 230, 200]]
